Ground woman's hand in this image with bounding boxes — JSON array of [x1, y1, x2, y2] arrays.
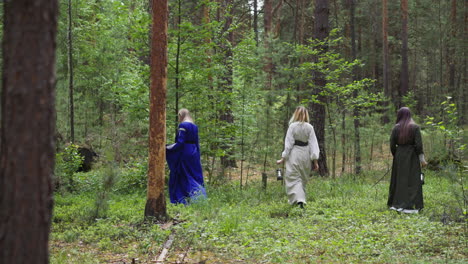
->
[[421, 161, 427, 167], [276, 158, 284, 164], [313, 160, 319, 171]]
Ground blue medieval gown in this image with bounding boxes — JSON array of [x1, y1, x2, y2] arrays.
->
[[166, 121, 206, 204]]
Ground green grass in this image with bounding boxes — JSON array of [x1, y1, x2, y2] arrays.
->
[[50, 170, 467, 263]]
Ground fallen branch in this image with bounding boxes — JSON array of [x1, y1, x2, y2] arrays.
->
[[155, 232, 176, 263]]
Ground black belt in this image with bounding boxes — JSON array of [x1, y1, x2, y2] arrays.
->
[[185, 141, 196, 144], [294, 140, 308, 146]]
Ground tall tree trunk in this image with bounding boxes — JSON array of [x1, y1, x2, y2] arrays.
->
[[325, 103, 337, 178], [297, 0, 305, 45], [264, 0, 273, 91], [438, 0, 443, 92], [220, 0, 236, 169], [295, 0, 306, 102], [411, 0, 419, 96], [399, 0, 409, 104], [253, 0, 258, 45], [0, 1, 58, 262], [262, 0, 274, 175], [174, 0, 182, 138], [463, 0, 468, 124], [382, 0, 390, 97], [145, 0, 168, 221], [310, 0, 329, 176], [68, 0, 75, 143], [341, 111, 346, 174], [348, 0, 361, 175], [448, 0, 457, 96], [273, 0, 284, 38], [372, 2, 380, 88]]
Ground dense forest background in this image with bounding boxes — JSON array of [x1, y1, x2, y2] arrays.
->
[[1, 0, 466, 263], [47, 0, 466, 181]]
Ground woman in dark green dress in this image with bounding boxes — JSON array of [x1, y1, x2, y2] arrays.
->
[[388, 107, 427, 213]]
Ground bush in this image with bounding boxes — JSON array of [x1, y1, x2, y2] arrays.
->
[[55, 144, 83, 193], [114, 159, 148, 193]]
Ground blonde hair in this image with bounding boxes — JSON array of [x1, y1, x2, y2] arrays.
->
[[178, 108, 194, 123], [289, 106, 310, 124]]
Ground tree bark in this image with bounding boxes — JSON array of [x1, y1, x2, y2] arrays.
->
[[145, 0, 168, 221], [341, 111, 346, 174], [348, 0, 361, 175], [400, 0, 409, 103], [253, 0, 259, 45], [273, 0, 284, 38], [68, 0, 75, 143], [310, 0, 329, 176], [0, 1, 58, 262], [382, 0, 390, 97], [219, 0, 237, 169], [174, 0, 182, 138], [463, 0, 468, 124], [261, 0, 274, 175], [448, 0, 457, 96], [295, 0, 306, 102], [264, 0, 273, 91]]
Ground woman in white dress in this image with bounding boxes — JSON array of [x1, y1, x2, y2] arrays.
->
[[277, 106, 320, 208]]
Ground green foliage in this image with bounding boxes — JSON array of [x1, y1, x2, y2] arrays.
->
[[114, 159, 148, 193], [424, 99, 467, 219], [401, 91, 417, 110], [55, 144, 84, 193], [88, 164, 119, 221], [293, 35, 379, 109], [425, 97, 466, 160], [73, 170, 102, 193]]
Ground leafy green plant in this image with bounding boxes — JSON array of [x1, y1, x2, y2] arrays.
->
[[89, 163, 119, 221], [114, 159, 147, 193], [62, 228, 81, 243], [55, 144, 84, 193], [97, 237, 113, 251], [425, 97, 466, 161]]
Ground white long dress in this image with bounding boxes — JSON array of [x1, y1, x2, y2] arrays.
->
[[281, 122, 320, 204]]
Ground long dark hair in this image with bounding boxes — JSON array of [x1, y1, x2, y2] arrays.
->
[[395, 107, 416, 144]]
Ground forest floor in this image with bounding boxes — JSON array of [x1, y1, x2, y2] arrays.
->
[[50, 169, 467, 264]]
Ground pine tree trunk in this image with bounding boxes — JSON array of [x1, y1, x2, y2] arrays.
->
[[146, 0, 168, 221], [0, 1, 58, 262], [262, 0, 274, 175], [400, 0, 409, 103], [448, 0, 457, 96], [253, 0, 258, 45], [372, 3, 380, 85], [348, 0, 362, 175], [220, 0, 237, 169], [310, 0, 329, 176], [463, 0, 468, 124], [264, 0, 273, 90], [341, 111, 346, 174], [273, 0, 284, 37], [68, 0, 75, 143], [174, 0, 182, 138], [382, 0, 390, 97], [296, 0, 306, 102]]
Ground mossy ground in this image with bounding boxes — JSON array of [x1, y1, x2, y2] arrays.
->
[[50, 169, 467, 263]]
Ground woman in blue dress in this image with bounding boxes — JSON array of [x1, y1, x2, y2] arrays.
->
[[166, 109, 207, 204]]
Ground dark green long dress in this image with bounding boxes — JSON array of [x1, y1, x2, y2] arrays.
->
[[387, 124, 424, 210]]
